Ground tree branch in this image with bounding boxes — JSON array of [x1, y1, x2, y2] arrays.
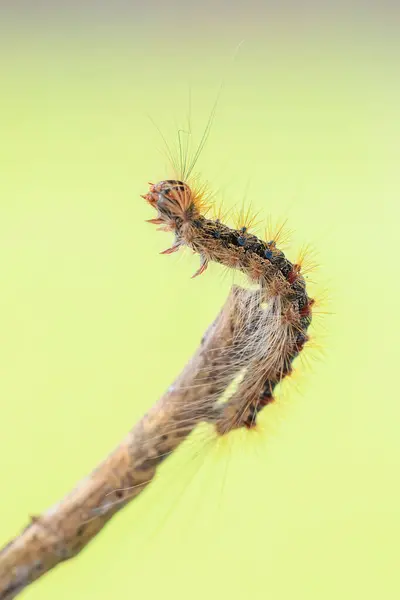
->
[[0, 285, 251, 600]]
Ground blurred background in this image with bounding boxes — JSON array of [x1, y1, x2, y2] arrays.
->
[[1, 2, 399, 599]]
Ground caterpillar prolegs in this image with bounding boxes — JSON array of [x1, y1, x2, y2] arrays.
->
[[142, 179, 314, 434]]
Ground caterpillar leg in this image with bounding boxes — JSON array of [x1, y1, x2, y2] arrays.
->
[[191, 255, 208, 279], [145, 218, 164, 225], [160, 243, 181, 255]]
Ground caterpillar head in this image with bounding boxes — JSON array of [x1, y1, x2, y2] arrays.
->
[[142, 180, 198, 229]]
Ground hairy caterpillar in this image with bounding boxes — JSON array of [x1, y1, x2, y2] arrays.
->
[[142, 159, 315, 435]]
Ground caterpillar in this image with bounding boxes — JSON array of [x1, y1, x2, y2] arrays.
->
[[141, 175, 315, 435]]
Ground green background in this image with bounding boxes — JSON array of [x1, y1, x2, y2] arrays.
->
[[1, 7, 399, 599]]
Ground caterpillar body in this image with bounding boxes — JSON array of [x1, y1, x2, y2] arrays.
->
[[142, 178, 314, 434]]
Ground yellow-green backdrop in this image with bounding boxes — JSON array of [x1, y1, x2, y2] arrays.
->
[[1, 6, 399, 600]]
